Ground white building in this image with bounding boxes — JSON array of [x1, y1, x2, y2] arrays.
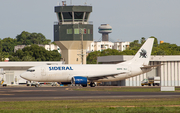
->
[[87, 41, 131, 53], [97, 55, 180, 86], [87, 41, 114, 52], [114, 41, 130, 51], [14, 44, 60, 53], [0, 62, 63, 85]]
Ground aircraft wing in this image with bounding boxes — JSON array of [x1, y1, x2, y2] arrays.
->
[[141, 64, 163, 69], [87, 72, 126, 80]]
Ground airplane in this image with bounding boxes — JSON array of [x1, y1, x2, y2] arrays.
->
[[20, 38, 157, 87]]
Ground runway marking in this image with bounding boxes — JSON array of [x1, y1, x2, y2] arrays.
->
[[65, 88, 73, 91], [107, 105, 180, 108], [0, 94, 14, 95], [10, 90, 56, 92], [164, 105, 180, 107], [108, 106, 136, 108]]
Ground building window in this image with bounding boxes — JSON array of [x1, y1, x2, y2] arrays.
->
[[76, 58, 78, 61], [88, 29, 90, 34], [74, 29, 79, 34], [67, 29, 72, 34]]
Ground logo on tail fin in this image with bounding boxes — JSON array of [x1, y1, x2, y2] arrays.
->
[[139, 49, 147, 58]]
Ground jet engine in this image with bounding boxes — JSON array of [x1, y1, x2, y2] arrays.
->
[[71, 76, 87, 87]]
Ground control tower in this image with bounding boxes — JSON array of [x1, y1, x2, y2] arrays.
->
[[54, 2, 93, 64], [98, 24, 112, 41]]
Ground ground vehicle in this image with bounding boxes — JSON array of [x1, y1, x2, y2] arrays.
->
[[1, 81, 7, 87], [26, 81, 58, 87], [26, 81, 40, 87], [141, 77, 160, 86]]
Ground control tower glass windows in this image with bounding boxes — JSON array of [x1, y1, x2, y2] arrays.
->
[[62, 12, 72, 22], [74, 12, 84, 21]]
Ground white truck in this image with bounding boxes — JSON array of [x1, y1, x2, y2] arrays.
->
[[141, 77, 160, 86]]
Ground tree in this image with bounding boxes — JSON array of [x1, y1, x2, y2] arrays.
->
[[87, 51, 101, 64], [100, 49, 120, 56], [16, 31, 51, 45], [1, 37, 17, 53], [141, 37, 146, 44], [129, 40, 142, 52], [119, 50, 136, 55], [16, 31, 31, 45], [0, 52, 9, 61], [10, 45, 61, 61], [149, 36, 158, 47], [22, 56, 35, 61]]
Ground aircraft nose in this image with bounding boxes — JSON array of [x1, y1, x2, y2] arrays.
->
[[20, 73, 27, 80]]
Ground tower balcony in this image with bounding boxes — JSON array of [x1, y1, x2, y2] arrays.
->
[[54, 21, 93, 25]]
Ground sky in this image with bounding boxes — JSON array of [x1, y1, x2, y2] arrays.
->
[[0, 0, 180, 45]]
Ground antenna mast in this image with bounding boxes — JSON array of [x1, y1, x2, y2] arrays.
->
[[70, 0, 72, 5]]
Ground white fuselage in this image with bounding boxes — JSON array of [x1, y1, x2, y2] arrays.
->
[[20, 38, 154, 84], [20, 63, 150, 83]]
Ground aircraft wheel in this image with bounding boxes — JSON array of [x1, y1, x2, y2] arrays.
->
[[82, 84, 87, 87], [90, 82, 96, 87], [35, 84, 39, 88]]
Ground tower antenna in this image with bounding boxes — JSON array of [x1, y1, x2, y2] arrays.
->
[[70, 0, 72, 5]]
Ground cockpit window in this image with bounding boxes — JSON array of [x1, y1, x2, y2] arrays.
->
[[27, 69, 35, 72]]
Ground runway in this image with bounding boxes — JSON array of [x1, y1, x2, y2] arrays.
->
[[0, 86, 180, 101]]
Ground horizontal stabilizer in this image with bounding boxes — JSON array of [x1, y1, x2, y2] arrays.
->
[[141, 64, 163, 69]]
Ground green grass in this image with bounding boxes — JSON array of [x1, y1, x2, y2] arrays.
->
[[72, 87, 180, 92], [0, 99, 180, 113]]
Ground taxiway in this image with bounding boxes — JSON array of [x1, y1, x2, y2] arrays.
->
[[0, 86, 180, 101]]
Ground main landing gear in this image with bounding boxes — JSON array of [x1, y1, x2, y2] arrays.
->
[[90, 82, 96, 87], [82, 84, 87, 87]]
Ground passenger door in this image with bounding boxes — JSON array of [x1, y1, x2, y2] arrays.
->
[[41, 67, 46, 76]]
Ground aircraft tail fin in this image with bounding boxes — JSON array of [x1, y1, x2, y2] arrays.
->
[[128, 38, 154, 66]]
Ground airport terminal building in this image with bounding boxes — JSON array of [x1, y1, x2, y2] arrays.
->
[[97, 55, 180, 86], [0, 62, 62, 85]]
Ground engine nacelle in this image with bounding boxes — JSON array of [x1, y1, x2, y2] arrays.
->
[[71, 76, 87, 85]]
